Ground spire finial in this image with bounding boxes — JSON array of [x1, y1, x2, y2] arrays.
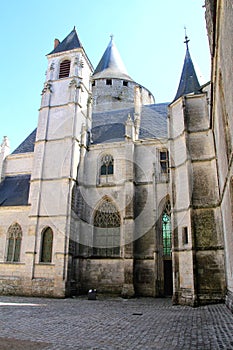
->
[[184, 26, 190, 49], [110, 34, 114, 41]]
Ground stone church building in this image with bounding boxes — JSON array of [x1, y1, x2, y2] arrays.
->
[[0, 0, 232, 310]]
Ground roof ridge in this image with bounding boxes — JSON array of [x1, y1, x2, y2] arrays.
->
[[48, 27, 82, 55]]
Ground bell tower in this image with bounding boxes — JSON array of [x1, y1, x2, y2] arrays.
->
[[28, 28, 93, 297]]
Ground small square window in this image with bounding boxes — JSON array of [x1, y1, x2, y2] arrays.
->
[[92, 81, 96, 87], [123, 81, 128, 87], [106, 79, 112, 85]]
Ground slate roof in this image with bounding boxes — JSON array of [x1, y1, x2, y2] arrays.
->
[[48, 27, 82, 55], [174, 45, 201, 101], [12, 129, 37, 154], [93, 37, 133, 81], [91, 103, 168, 144], [0, 175, 31, 206], [11, 103, 168, 152]]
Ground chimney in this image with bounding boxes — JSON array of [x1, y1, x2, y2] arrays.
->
[[54, 38, 60, 49]]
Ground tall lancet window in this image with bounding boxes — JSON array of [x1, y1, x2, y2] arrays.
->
[[59, 59, 71, 78], [162, 202, 172, 256], [93, 198, 120, 257], [6, 223, 22, 262], [40, 227, 53, 263]]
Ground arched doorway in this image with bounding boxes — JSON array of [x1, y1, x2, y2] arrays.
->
[[162, 201, 173, 296]]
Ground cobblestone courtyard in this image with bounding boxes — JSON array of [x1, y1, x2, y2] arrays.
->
[[0, 295, 233, 350]]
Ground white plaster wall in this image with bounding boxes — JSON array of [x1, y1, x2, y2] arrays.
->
[[174, 165, 191, 210], [43, 138, 73, 179], [39, 179, 70, 216], [47, 107, 74, 140], [134, 144, 156, 183], [172, 134, 187, 167], [36, 109, 48, 141], [4, 153, 33, 176], [169, 100, 185, 139]]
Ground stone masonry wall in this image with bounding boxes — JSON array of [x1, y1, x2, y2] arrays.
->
[[205, 0, 233, 311]]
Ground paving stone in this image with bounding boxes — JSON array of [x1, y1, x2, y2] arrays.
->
[[0, 296, 233, 349]]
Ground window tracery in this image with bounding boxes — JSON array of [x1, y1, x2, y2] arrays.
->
[[93, 198, 120, 257], [6, 223, 22, 262], [100, 154, 114, 176]]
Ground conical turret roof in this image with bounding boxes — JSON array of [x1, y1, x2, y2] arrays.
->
[[174, 38, 201, 101], [48, 27, 82, 55], [93, 36, 133, 81]]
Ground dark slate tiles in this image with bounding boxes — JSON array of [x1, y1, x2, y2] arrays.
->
[[12, 129, 37, 154], [0, 175, 31, 206]]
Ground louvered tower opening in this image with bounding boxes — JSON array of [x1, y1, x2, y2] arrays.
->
[[59, 59, 71, 78]]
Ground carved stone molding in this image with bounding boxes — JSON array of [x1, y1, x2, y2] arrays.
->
[[41, 81, 53, 95]]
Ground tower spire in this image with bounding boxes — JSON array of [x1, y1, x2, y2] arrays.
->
[[173, 32, 201, 101], [92, 36, 133, 81]]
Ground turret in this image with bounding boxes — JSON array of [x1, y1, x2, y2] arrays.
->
[[0, 136, 10, 181], [169, 35, 225, 306], [92, 36, 154, 112]]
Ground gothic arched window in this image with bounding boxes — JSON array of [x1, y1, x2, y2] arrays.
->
[[93, 198, 120, 257], [100, 154, 114, 176], [59, 59, 71, 78], [6, 223, 22, 262], [40, 227, 53, 263], [162, 202, 172, 256]]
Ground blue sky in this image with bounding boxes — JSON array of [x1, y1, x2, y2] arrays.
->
[[0, 0, 210, 151]]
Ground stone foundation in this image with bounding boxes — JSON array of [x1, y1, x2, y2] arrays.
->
[[0, 277, 65, 298], [226, 290, 233, 313]]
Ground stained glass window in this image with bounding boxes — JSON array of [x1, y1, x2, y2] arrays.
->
[[40, 227, 53, 263], [93, 199, 120, 257], [162, 202, 172, 256], [6, 223, 22, 262]]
